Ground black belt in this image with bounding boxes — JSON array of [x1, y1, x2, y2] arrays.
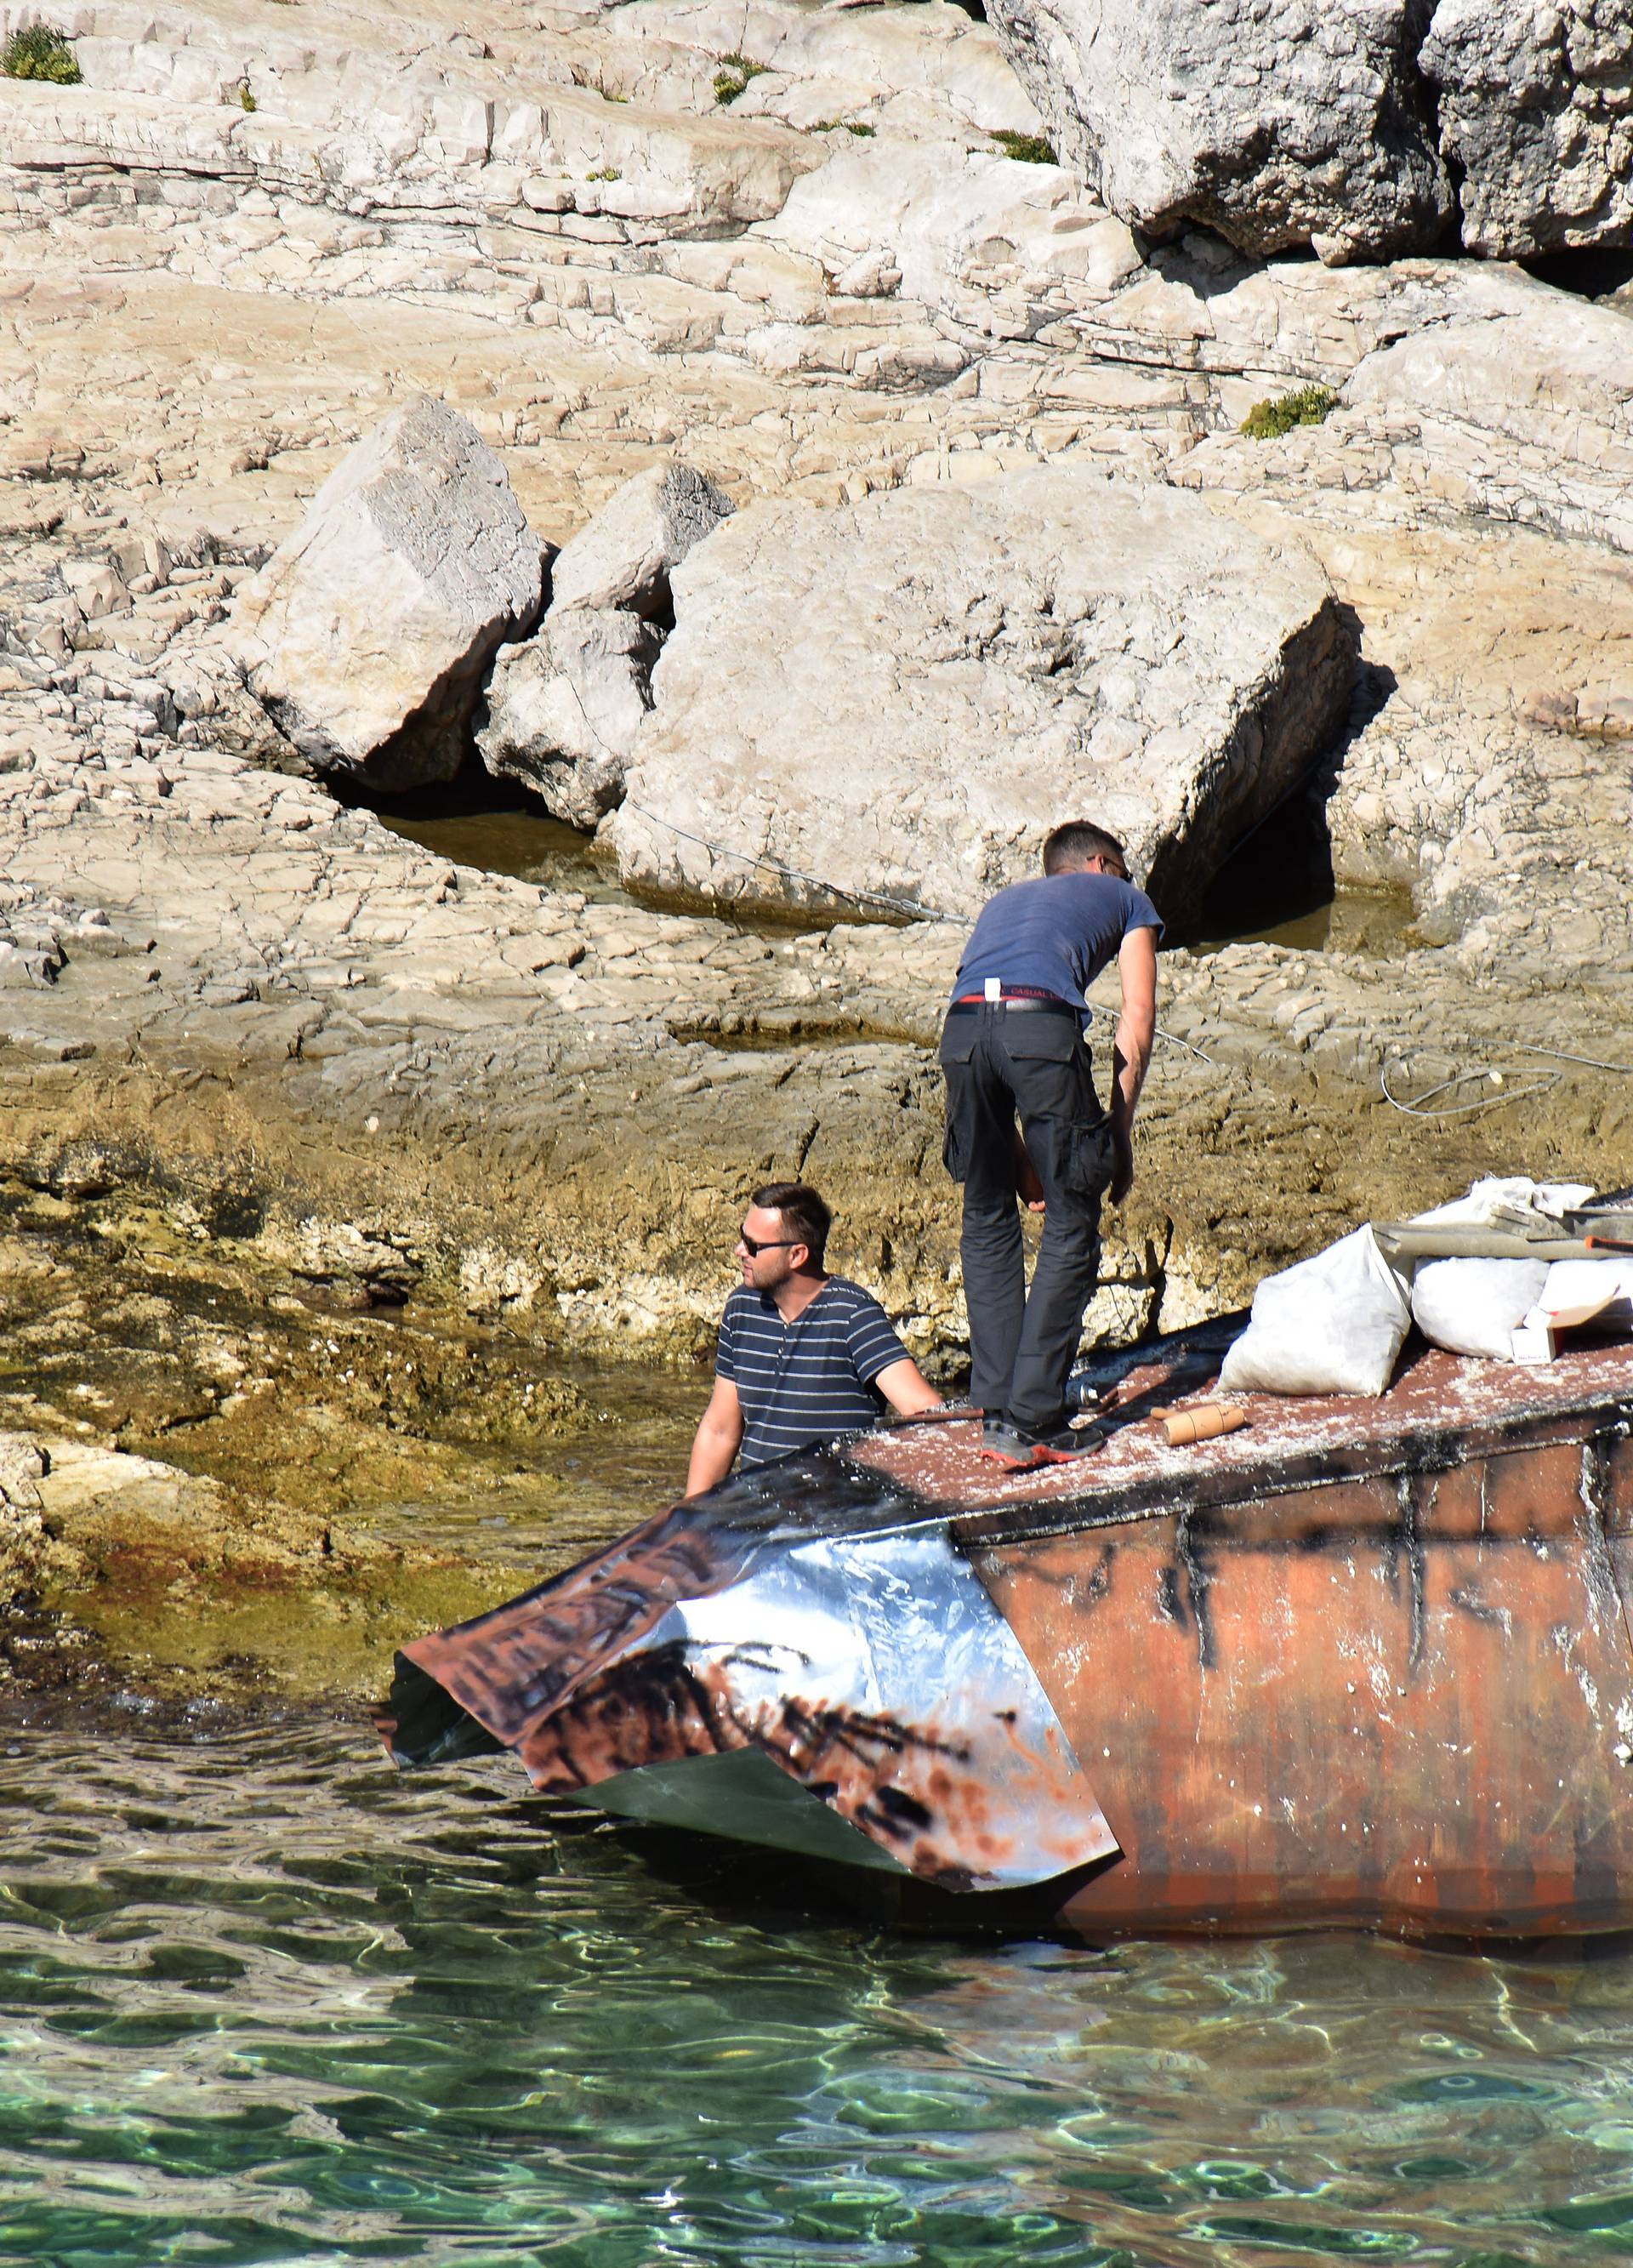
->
[[947, 994, 1080, 1016]]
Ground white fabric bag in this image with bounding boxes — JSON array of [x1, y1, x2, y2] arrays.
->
[[1410, 1258, 1550, 1360], [1220, 1226, 1413, 1398], [1411, 1176, 1595, 1229], [1535, 1257, 1633, 1331]]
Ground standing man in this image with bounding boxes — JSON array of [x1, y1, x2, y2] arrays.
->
[[940, 821, 1160, 1467], [686, 1181, 942, 1495]]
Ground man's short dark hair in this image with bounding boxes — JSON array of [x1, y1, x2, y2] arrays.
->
[[1042, 820, 1128, 876], [753, 1181, 831, 1264]]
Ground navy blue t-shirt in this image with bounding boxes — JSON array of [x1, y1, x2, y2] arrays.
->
[[716, 1276, 909, 1469], [952, 873, 1163, 1006]]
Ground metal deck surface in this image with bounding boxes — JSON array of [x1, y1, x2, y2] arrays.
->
[[851, 1336, 1633, 1540]]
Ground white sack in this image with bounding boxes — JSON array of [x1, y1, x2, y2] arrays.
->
[[1411, 1175, 1595, 1229], [1537, 1257, 1633, 1330], [1410, 1257, 1550, 1360], [1220, 1226, 1412, 1399]]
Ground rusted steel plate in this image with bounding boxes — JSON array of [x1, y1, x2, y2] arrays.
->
[[970, 1424, 1633, 1936], [380, 1329, 1633, 1935], [383, 1470, 1116, 1892]]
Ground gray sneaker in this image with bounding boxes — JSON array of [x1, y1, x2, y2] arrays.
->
[[980, 1413, 1101, 1467]]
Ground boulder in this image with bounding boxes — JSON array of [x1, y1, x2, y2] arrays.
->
[[547, 460, 736, 623], [609, 470, 1355, 925], [228, 396, 545, 790], [983, 0, 1452, 265], [475, 609, 662, 829], [1420, 0, 1633, 257]]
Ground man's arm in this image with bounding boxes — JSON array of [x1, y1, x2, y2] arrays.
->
[[686, 1375, 745, 1497], [874, 1356, 943, 1418], [1109, 924, 1158, 1205]]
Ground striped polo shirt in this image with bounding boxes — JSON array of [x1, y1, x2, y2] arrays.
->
[[716, 1276, 910, 1470]]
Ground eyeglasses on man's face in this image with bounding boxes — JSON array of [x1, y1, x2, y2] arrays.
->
[[739, 1232, 799, 1257]]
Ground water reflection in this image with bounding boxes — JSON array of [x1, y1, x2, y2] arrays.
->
[[3, 1721, 1633, 2265]]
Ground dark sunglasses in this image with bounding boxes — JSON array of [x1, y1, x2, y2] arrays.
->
[[740, 1233, 799, 1256]]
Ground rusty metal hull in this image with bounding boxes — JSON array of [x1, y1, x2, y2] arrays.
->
[[380, 1331, 1633, 1940]]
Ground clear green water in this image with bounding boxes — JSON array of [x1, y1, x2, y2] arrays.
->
[[5, 1728, 1633, 2266]]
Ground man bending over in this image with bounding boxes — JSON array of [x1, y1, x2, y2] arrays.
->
[[939, 820, 1160, 1467], [686, 1181, 942, 1495]]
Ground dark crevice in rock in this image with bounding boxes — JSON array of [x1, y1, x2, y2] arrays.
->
[[1522, 247, 1633, 301], [1175, 653, 1402, 954], [326, 754, 632, 899]]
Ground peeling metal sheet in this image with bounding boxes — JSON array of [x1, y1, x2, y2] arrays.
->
[[383, 1474, 1117, 1892]]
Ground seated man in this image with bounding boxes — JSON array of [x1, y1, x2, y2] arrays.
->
[[686, 1180, 942, 1495]]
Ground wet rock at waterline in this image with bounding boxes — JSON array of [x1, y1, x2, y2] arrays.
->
[[547, 461, 736, 624], [612, 471, 1355, 924], [1421, 0, 1633, 257], [228, 396, 546, 790], [985, 0, 1452, 264], [476, 607, 662, 829]]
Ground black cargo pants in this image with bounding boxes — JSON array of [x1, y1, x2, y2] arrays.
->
[[939, 1000, 1116, 1432]]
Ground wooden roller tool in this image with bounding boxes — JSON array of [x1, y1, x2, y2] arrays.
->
[[1164, 1402, 1251, 1448]]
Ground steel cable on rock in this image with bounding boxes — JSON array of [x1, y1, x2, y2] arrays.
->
[[622, 801, 953, 926], [1380, 1041, 1633, 1121]]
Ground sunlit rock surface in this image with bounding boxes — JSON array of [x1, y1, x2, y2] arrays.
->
[[0, 0, 1631, 1413], [1421, 0, 1633, 257], [478, 607, 661, 826], [984, 0, 1452, 263], [228, 397, 544, 788], [612, 471, 1353, 923]]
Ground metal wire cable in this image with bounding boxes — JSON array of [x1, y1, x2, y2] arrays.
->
[[633, 796, 1633, 1107], [1511, 1041, 1633, 1075], [624, 801, 956, 926], [1381, 1040, 1633, 1120]]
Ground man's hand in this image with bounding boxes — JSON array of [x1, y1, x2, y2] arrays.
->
[[1014, 1125, 1046, 1213]]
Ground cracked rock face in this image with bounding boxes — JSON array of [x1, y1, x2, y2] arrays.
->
[[547, 460, 737, 621], [611, 470, 1355, 924], [1421, 0, 1633, 257], [474, 458, 733, 823], [985, 0, 1453, 265], [227, 396, 545, 790], [476, 608, 662, 829]]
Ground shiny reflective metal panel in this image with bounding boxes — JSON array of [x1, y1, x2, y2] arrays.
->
[[389, 1498, 1117, 1892]]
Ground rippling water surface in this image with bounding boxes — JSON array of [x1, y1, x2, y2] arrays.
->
[[5, 1722, 1633, 2267]]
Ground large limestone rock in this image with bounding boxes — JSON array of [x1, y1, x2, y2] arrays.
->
[[476, 609, 662, 828], [610, 471, 1355, 925], [1341, 280, 1633, 556], [1421, 0, 1633, 257], [984, 0, 1452, 265], [228, 396, 545, 790], [548, 460, 736, 621], [475, 459, 734, 818]]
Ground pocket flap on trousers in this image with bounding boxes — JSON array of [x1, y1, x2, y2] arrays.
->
[[1004, 1018, 1084, 1062], [937, 1022, 978, 1065]]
